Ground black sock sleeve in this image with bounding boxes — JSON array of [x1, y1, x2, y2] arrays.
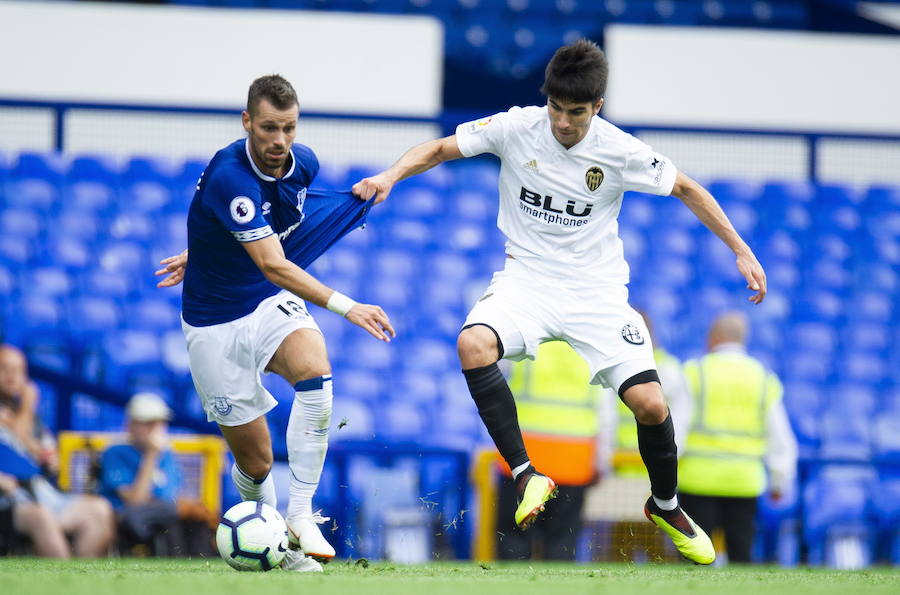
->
[[636, 412, 678, 500], [463, 363, 529, 470]]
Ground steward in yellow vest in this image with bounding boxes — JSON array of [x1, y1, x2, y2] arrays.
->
[[495, 340, 600, 560], [677, 312, 797, 563]]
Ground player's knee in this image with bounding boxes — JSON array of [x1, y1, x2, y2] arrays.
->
[[240, 452, 273, 480], [624, 384, 667, 424], [631, 392, 668, 424], [457, 327, 499, 367]]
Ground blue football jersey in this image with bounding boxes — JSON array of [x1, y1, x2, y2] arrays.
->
[[181, 139, 370, 326]]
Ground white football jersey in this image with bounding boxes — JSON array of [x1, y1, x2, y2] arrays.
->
[[455, 106, 677, 285]]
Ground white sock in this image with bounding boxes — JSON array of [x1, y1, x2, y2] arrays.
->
[[231, 463, 277, 508], [653, 494, 679, 511], [511, 461, 532, 480], [287, 375, 332, 523]]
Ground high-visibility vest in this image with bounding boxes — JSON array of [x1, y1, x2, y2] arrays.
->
[[503, 340, 600, 486], [678, 350, 783, 498], [614, 348, 681, 476]]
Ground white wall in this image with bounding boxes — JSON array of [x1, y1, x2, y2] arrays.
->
[[62, 110, 439, 167], [0, 0, 443, 117], [605, 25, 900, 135]]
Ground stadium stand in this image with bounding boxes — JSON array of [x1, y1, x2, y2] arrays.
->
[[1, 146, 898, 561]]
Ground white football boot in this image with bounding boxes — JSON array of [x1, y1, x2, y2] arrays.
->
[[280, 549, 323, 573], [287, 510, 336, 562]]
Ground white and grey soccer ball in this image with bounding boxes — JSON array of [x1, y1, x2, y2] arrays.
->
[[216, 501, 288, 571]]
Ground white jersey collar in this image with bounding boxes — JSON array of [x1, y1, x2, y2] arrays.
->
[[245, 138, 296, 182]]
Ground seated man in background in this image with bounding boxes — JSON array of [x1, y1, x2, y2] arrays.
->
[[99, 393, 214, 556], [0, 408, 115, 557]]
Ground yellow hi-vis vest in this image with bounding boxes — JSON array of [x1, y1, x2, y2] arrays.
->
[[506, 340, 599, 486], [614, 348, 680, 476], [678, 350, 783, 498]]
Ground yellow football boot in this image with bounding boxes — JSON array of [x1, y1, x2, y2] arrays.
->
[[514, 469, 558, 529], [644, 497, 715, 565]]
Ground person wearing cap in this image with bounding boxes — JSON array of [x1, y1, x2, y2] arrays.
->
[[99, 393, 212, 556]]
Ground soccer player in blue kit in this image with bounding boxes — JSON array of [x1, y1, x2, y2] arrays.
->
[[156, 75, 394, 572]]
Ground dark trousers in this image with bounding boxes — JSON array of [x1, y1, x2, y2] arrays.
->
[[496, 476, 586, 561], [678, 492, 758, 563]]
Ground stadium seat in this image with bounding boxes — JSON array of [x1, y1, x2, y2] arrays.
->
[[125, 298, 180, 332], [803, 466, 875, 568], [330, 397, 375, 441], [377, 399, 428, 442], [1, 207, 43, 242], [66, 296, 122, 343]]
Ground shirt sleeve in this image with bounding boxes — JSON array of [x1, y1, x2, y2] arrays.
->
[[205, 171, 273, 243], [659, 360, 694, 456], [765, 377, 798, 494], [622, 135, 678, 196], [455, 111, 508, 158]]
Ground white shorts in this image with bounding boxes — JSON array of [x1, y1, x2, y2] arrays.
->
[[182, 290, 321, 426], [463, 258, 656, 392]]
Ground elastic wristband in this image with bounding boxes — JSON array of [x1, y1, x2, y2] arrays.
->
[[326, 291, 357, 317]]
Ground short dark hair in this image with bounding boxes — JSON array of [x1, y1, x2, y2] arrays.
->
[[540, 39, 608, 103], [247, 74, 299, 116]]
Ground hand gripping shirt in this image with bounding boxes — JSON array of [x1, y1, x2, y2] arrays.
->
[[182, 139, 371, 326], [455, 106, 677, 286]]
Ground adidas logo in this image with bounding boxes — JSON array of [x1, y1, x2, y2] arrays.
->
[[522, 159, 540, 174]]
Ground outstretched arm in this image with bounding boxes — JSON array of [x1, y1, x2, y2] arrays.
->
[[352, 135, 464, 204], [671, 171, 767, 304], [243, 235, 395, 342]]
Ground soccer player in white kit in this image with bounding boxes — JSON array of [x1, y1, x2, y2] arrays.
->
[[354, 40, 766, 565]]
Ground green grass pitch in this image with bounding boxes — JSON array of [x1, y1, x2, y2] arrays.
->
[[2, 558, 899, 595]]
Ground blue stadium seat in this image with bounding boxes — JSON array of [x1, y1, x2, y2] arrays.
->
[[108, 211, 158, 243], [334, 368, 386, 403], [10, 152, 65, 186], [99, 329, 164, 386], [803, 466, 875, 568], [842, 322, 890, 353], [377, 399, 428, 442], [64, 180, 116, 212], [3, 178, 60, 213], [66, 296, 122, 343], [4, 295, 63, 344], [45, 237, 91, 271], [22, 267, 73, 298], [77, 268, 133, 301], [802, 260, 850, 295], [447, 189, 495, 227], [781, 351, 831, 385], [370, 248, 419, 280], [400, 337, 456, 374], [125, 298, 180, 332], [620, 193, 655, 229], [819, 408, 872, 461], [330, 397, 375, 441], [97, 241, 147, 275], [648, 227, 695, 259], [1, 207, 43, 242], [846, 291, 893, 324]]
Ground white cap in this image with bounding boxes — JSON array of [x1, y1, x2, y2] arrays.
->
[[126, 392, 172, 422]]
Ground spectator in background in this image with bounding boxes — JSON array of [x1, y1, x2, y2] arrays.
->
[[677, 312, 798, 563], [0, 408, 115, 557], [495, 340, 601, 560], [1, 470, 70, 558], [99, 392, 214, 556], [0, 345, 57, 476]]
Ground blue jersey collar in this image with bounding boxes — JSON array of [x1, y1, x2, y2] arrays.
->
[[244, 138, 296, 182]]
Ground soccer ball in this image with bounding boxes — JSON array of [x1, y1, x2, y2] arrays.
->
[[216, 501, 289, 571]]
